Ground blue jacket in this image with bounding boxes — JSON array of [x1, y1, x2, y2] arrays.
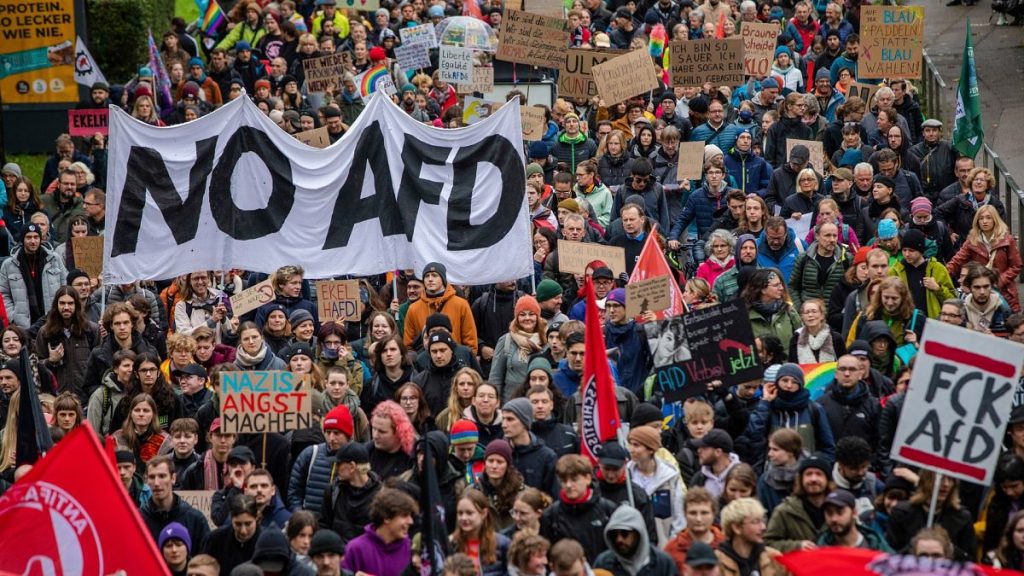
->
[[604, 320, 651, 395], [669, 185, 730, 241], [820, 19, 855, 46], [756, 227, 804, 282], [724, 147, 773, 197], [288, 442, 337, 513], [818, 88, 846, 123], [830, 53, 858, 85], [690, 121, 740, 154], [552, 358, 620, 398], [747, 398, 836, 466]]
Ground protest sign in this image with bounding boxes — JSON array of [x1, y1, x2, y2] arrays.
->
[[652, 299, 762, 402], [439, 46, 474, 84], [68, 109, 109, 137], [219, 371, 313, 434], [526, 0, 565, 16], [740, 22, 777, 77], [591, 48, 659, 105], [395, 43, 432, 73], [645, 317, 691, 369], [521, 106, 548, 140], [626, 276, 670, 318], [669, 39, 745, 87], [229, 279, 276, 317], [891, 322, 1022, 484], [677, 141, 705, 181], [847, 82, 882, 107], [457, 66, 494, 94], [302, 53, 347, 92], [495, 9, 569, 69], [399, 23, 438, 49], [294, 126, 330, 148], [176, 491, 216, 528], [786, 139, 825, 175], [859, 6, 925, 79], [72, 236, 104, 279], [463, 96, 503, 124], [557, 48, 625, 100], [316, 280, 362, 322], [557, 240, 627, 277]]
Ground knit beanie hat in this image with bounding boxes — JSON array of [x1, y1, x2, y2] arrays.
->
[[427, 329, 455, 352], [159, 522, 192, 555], [763, 363, 781, 384], [450, 419, 480, 446], [288, 308, 314, 329], [422, 262, 447, 286], [527, 357, 553, 378], [910, 196, 932, 216], [535, 279, 563, 303], [558, 198, 580, 212], [308, 529, 345, 556], [877, 218, 899, 240], [606, 288, 626, 306], [526, 163, 544, 178], [323, 405, 354, 437], [514, 296, 541, 318], [799, 456, 830, 476], [839, 149, 863, 168], [484, 439, 513, 464], [67, 268, 89, 286], [630, 402, 663, 428], [775, 363, 805, 387], [901, 228, 927, 253], [424, 313, 453, 334], [873, 174, 896, 190], [503, 397, 534, 428], [628, 426, 662, 452], [370, 46, 387, 62], [853, 246, 872, 266]]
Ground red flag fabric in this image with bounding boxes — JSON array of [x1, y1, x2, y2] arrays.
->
[[628, 229, 686, 321], [462, 0, 484, 20], [0, 422, 170, 575], [715, 12, 726, 38], [579, 276, 622, 464], [778, 548, 1024, 576]]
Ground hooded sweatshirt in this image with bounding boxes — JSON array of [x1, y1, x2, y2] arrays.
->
[[342, 523, 411, 576], [594, 506, 678, 576]]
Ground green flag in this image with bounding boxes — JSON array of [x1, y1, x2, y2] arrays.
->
[[953, 18, 983, 158]]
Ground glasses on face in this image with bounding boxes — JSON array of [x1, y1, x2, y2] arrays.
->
[[939, 311, 962, 319], [138, 367, 158, 374]]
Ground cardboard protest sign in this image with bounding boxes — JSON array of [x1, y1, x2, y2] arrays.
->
[[439, 46, 474, 84], [219, 371, 313, 434], [859, 6, 924, 79], [526, 0, 565, 17], [294, 126, 330, 148], [495, 9, 569, 69], [652, 299, 762, 402], [677, 141, 705, 181], [590, 48, 659, 105], [458, 66, 495, 94], [891, 322, 1023, 484], [302, 53, 348, 92], [740, 22, 776, 77], [669, 38, 745, 87], [394, 43, 432, 73], [786, 139, 825, 175], [463, 96, 502, 124], [847, 82, 882, 107], [626, 276, 670, 318], [229, 278, 276, 317], [557, 48, 625, 100], [399, 23, 438, 49], [315, 279, 362, 322], [72, 236, 104, 279], [176, 491, 216, 528], [68, 109, 108, 137], [557, 240, 627, 277], [521, 106, 548, 140]]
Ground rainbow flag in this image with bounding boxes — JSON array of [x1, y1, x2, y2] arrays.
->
[[355, 65, 396, 99], [146, 30, 174, 116], [800, 362, 836, 401], [196, 0, 226, 37]]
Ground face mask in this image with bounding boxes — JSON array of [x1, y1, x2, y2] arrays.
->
[[321, 347, 340, 360], [739, 110, 753, 122]]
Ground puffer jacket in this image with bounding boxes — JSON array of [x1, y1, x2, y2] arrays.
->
[[532, 417, 579, 457], [691, 121, 740, 155], [287, 442, 337, 513], [788, 243, 852, 309], [598, 152, 633, 188], [511, 433, 559, 497], [551, 132, 598, 173], [0, 244, 67, 328], [756, 227, 805, 283], [669, 184, 731, 241], [403, 284, 478, 353], [947, 232, 1023, 312], [724, 146, 772, 197]]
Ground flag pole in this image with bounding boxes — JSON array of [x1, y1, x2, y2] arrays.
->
[[617, 426, 635, 508], [926, 472, 942, 527]]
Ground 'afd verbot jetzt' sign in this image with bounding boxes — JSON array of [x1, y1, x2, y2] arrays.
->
[[219, 371, 312, 434]]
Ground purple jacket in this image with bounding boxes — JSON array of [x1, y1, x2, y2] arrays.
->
[[341, 524, 411, 576]]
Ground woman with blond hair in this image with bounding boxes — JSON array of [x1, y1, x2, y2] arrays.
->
[[254, 265, 317, 331], [597, 130, 633, 187], [435, 367, 481, 432], [947, 203, 1023, 312]]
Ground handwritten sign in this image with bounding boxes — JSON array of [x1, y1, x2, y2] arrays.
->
[[496, 9, 569, 68], [591, 48, 660, 105], [557, 48, 625, 100], [740, 22, 777, 77], [847, 81, 882, 107], [859, 6, 924, 79], [176, 490, 216, 528], [295, 126, 330, 148], [399, 23, 438, 49], [229, 278, 276, 317], [302, 53, 348, 92], [220, 371, 313, 434], [669, 38, 745, 87], [786, 139, 825, 175], [458, 66, 495, 94], [463, 96, 502, 124], [521, 106, 548, 140], [72, 236, 103, 279], [626, 276, 670, 318], [439, 45, 474, 84], [557, 240, 627, 277], [395, 43, 432, 72], [677, 141, 705, 182], [653, 299, 762, 401], [68, 109, 108, 137], [315, 280, 362, 322]]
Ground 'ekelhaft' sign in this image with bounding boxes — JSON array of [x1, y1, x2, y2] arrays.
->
[[104, 92, 531, 284]]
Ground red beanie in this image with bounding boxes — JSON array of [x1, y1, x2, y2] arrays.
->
[[514, 295, 541, 318], [369, 46, 387, 62], [323, 405, 354, 438]]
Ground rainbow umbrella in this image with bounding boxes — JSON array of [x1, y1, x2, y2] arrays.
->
[[800, 362, 836, 400]]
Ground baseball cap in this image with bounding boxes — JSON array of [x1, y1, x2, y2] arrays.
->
[[824, 489, 857, 510], [686, 541, 719, 567], [172, 363, 207, 379], [592, 267, 614, 280], [691, 429, 733, 453], [227, 446, 257, 465], [598, 441, 628, 467]]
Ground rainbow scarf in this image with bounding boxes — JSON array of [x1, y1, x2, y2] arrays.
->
[[800, 362, 836, 401]]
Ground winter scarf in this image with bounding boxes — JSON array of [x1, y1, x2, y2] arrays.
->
[[235, 343, 269, 368], [795, 327, 836, 363], [752, 299, 784, 320], [764, 461, 799, 491], [203, 450, 222, 490], [508, 325, 542, 362], [772, 385, 810, 412]]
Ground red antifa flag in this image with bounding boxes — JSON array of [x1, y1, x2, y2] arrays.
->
[[579, 276, 622, 464], [0, 422, 170, 575], [778, 548, 1024, 576], [628, 227, 686, 321]]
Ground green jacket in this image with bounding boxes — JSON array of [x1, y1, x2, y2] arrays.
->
[[888, 258, 956, 319], [765, 495, 823, 552], [817, 522, 895, 552], [748, 304, 802, 354], [789, 244, 852, 310]]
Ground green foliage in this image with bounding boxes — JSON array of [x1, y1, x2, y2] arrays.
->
[[86, 0, 176, 84], [7, 155, 48, 188]]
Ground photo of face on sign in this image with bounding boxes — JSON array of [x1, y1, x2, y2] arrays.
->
[[644, 317, 691, 368]]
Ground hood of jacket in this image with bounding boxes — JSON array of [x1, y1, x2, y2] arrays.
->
[[602, 506, 651, 575], [559, 131, 587, 145], [860, 320, 896, 349]]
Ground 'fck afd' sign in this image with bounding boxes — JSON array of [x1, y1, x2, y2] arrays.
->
[[891, 322, 1024, 484]]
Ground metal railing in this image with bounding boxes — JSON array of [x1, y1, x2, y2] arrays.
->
[[920, 51, 949, 126]]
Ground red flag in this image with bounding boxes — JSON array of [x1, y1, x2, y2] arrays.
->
[[777, 548, 1024, 576], [0, 422, 170, 575], [628, 228, 686, 321], [579, 276, 621, 464], [715, 12, 726, 38], [462, 0, 484, 20]]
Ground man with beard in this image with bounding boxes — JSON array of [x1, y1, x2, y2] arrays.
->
[[829, 34, 861, 85], [818, 489, 894, 551], [765, 457, 833, 551], [76, 81, 110, 110], [815, 30, 844, 79], [42, 169, 86, 243], [595, 506, 678, 576], [962, 264, 1011, 332], [715, 498, 782, 574], [37, 281, 98, 399], [536, 280, 568, 325], [398, 83, 429, 122], [812, 69, 845, 123]]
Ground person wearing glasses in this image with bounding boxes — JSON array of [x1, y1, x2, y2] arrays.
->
[[610, 158, 670, 232], [668, 157, 735, 265]]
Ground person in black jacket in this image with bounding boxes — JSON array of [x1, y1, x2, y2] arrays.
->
[[540, 454, 619, 563], [503, 398, 559, 497], [818, 354, 879, 459], [595, 441, 657, 538], [764, 93, 814, 169], [528, 385, 579, 457], [200, 494, 262, 576], [594, 506, 679, 576], [141, 456, 211, 549], [887, 470, 977, 561], [319, 442, 383, 542]]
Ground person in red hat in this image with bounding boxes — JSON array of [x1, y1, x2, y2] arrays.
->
[[287, 404, 353, 513]]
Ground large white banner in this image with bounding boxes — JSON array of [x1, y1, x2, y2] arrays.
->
[[104, 92, 531, 284]]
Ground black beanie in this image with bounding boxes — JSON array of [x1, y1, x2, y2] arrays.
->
[[67, 268, 90, 286], [422, 262, 447, 286]]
